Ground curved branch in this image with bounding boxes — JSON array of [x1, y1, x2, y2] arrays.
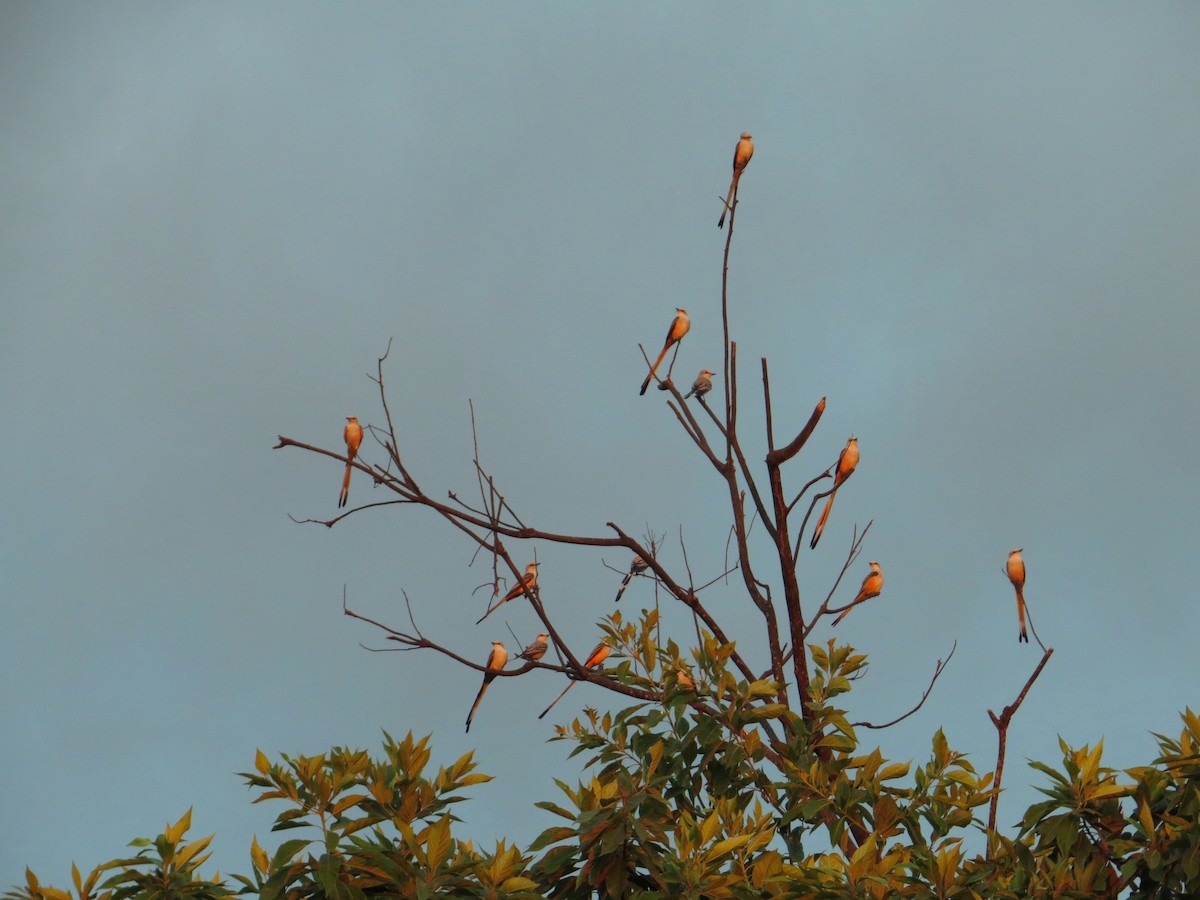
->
[[852, 641, 957, 729], [766, 396, 826, 467]]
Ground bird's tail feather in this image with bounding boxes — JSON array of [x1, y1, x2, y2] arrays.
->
[[810, 493, 835, 549]]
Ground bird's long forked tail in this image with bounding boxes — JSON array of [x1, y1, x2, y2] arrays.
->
[[338, 461, 353, 508], [538, 680, 577, 720], [1016, 589, 1028, 643], [475, 599, 514, 626], [810, 491, 836, 549], [831, 603, 855, 627], [539, 641, 610, 719], [614, 570, 635, 603], [639, 343, 673, 396], [717, 174, 739, 229], [464, 677, 493, 733]]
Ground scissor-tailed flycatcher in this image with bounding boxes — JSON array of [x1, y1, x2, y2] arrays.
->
[[465, 640, 508, 733], [832, 561, 883, 626], [338, 416, 364, 508], [718, 132, 754, 229], [476, 562, 539, 625], [810, 436, 859, 549], [1006, 549, 1028, 643], [538, 640, 611, 719], [675, 666, 695, 691], [684, 369, 715, 400], [518, 632, 549, 663], [614, 554, 650, 603], [639, 308, 691, 395]]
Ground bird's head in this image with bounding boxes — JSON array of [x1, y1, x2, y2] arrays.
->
[[346, 416, 358, 422], [741, 132, 752, 140]]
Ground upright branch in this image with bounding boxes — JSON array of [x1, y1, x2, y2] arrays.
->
[[760, 361, 828, 708], [987, 646, 1055, 850]]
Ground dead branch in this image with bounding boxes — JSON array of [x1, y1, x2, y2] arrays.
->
[[766, 396, 827, 468], [987, 646, 1055, 852], [852, 641, 957, 730]]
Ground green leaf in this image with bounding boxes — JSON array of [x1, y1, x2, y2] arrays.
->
[[316, 853, 341, 896], [501, 876, 539, 891], [528, 827, 577, 852], [269, 838, 310, 869]]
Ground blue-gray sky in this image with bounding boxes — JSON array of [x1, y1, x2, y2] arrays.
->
[[3, 2, 1199, 882]]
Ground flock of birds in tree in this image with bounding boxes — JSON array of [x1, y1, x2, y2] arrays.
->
[[333, 132, 1035, 732]]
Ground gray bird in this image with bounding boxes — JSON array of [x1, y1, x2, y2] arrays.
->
[[685, 370, 715, 400], [614, 555, 650, 603]]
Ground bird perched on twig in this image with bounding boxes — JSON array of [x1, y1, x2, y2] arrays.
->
[[338, 416, 363, 508], [640, 308, 690, 395], [1006, 549, 1028, 643], [685, 369, 715, 400], [718, 132, 754, 228], [465, 641, 507, 732], [614, 555, 649, 603], [810, 437, 859, 549], [539, 640, 611, 719], [518, 632, 549, 662], [476, 563, 539, 625], [832, 561, 883, 626]]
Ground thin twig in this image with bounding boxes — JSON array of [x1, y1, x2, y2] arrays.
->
[[852, 641, 957, 729]]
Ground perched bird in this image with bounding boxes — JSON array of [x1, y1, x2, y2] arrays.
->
[[639, 308, 691, 395], [476, 562, 539, 625], [464, 641, 507, 732], [810, 437, 859, 549], [338, 416, 364, 508], [718, 132, 755, 228], [518, 632, 550, 663], [675, 666, 695, 691], [685, 369, 715, 400], [614, 555, 650, 603], [539, 640, 611, 719], [1006, 549, 1028, 643], [832, 561, 883, 626]]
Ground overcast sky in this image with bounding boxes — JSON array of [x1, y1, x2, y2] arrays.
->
[[3, 2, 1199, 883]]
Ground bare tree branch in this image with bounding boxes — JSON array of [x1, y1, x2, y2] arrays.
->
[[852, 641, 957, 729], [987, 646, 1055, 852], [766, 396, 827, 468]]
